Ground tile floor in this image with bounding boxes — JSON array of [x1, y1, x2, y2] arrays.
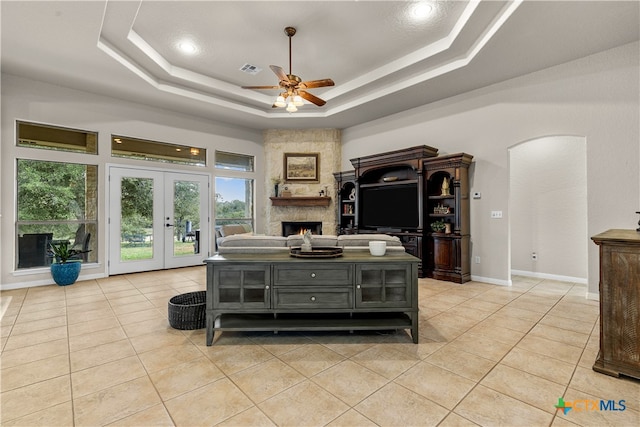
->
[[1, 267, 638, 426]]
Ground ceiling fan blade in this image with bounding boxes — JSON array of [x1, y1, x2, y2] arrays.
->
[[299, 79, 335, 89], [270, 65, 290, 83], [298, 90, 326, 106], [241, 85, 281, 90]]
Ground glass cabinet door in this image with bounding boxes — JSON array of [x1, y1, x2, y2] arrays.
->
[[355, 264, 411, 309]]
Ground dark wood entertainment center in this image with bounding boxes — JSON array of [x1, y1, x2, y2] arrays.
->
[[334, 146, 473, 283]]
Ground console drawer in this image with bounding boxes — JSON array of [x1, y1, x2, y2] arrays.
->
[[273, 264, 353, 286], [273, 287, 353, 309]]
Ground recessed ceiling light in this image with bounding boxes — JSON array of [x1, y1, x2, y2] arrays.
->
[[178, 41, 197, 54], [410, 2, 434, 20]]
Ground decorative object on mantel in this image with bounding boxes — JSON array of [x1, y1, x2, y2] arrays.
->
[[271, 176, 281, 197], [440, 177, 450, 196], [269, 196, 331, 207], [281, 188, 292, 197], [284, 153, 319, 182], [636, 211, 640, 232]]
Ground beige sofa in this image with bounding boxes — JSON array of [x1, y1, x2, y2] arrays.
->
[[215, 224, 404, 254]]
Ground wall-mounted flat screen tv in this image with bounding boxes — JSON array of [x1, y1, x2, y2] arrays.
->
[[360, 184, 419, 230]]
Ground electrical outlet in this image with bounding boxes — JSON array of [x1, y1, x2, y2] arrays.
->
[[491, 210, 503, 218], [475, 256, 481, 264], [473, 192, 481, 199], [532, 252, 537, 261]]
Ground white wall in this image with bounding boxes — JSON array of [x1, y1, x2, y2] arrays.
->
[[509, 136, 587, 281], [1, 74, 264, 289], [342, 42, 640, 295]]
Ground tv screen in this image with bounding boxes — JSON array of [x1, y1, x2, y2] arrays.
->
[[360, 184, 419, 229]]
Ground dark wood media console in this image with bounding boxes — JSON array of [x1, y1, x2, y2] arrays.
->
[[205, 251, 420, 345]]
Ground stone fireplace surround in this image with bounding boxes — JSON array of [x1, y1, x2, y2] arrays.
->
[[263, 129, 341, 236]]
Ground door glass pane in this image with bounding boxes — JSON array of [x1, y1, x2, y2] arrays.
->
[[173, 180, 201, 256], [120, 177, 153, 261]]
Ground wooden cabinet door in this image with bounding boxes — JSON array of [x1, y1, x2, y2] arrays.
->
[[356, 264, 412, 309], [433, 236, 455, 271], [213, 264, 271, 309]]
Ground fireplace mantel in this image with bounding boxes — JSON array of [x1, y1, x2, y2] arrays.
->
[[270, 196, 331, 207]]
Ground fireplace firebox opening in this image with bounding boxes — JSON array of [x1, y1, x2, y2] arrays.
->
[[282, 221, 323, 236]]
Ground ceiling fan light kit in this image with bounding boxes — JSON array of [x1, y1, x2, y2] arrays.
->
[[241, 26, 335, 112]]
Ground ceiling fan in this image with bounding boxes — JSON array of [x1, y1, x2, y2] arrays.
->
[[242, 26, 335, 112]]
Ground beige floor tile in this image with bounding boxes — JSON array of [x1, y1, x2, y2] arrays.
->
[[480, 363, 567, 413], [1, 401, 73, 427], [356, 382, 449, 426], [446, 304, 495, 322], [0, 338, 68, 369], [480, 313, 538, 333], [117, 307, 165, 325], [278, 343, 345, 377], [419, 319, 467, 342], [107, 294, 150, 307], [73, 377, 162, 427], [0, 376, 71, 423], [501, 347, 576, 386], [438, 412, 480, 426], [165, 378, 253, 426], [67, 307, 115, 325], [70, 339, 136, 372], [304, 332, 380, 358], [230, 357, 305, 403], [312, 359, 389, 406], [217, 406, 277, 427], [66, 300, 112, 315], [68, 326, 126, 352], [12, 315, 67, 336], [1, 353, 69, 392], [448, 331, 514, 361], [67, 315, 120, 337], [65, 293, 108, 306], [3, 325, 67, 351], [259, 380, 350, 426], [540, 313, 598, 335], [137, 343, 202, 373], [529, 323, 590, 348], [129, 329, 190, 354], [326, 409, 378, 427], [247, 331, 314, 355], [103, 288, 143, 300], [548, 302, 599, 323], [350, 344, 420, 379], [569, 366, 640, 411], [426, 345, 496, 382], [121, 317, 171, 338], [517, 334, 584, 365], [396, 361, 476, 410], [105, 403, 175, 426], [202, 338, 275, 375], [71, 355, 147, 398], [469, 320, 526, 346], [149, 356, 225, 401], [455, 384, 553, 426], [111, 299, 156, 315]]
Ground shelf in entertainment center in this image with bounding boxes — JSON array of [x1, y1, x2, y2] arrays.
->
[[428, 195, 455, 200], [429, 214, 455, 218], [270, 196, 331, 207], [359, 179, 418, 188]]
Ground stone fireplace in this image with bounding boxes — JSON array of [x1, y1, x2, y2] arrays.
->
[[282, 221, 323, 236], [263, 129, 341, 236]]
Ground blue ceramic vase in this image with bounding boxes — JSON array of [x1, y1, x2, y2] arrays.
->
[[51, 262, 81, 286]]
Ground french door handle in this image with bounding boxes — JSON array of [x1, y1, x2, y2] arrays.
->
[[166, 223, 174, 227]]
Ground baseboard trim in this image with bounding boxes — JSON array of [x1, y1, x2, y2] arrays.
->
[[1, 272, 106, 291], [471, 275, 512, 287], [511, 269, 587, 285]]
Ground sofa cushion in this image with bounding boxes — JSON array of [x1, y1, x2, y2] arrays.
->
[[217, 234, 287, 247], [219, 224, 250, 237], [337, 234, 403, 246], [286, 235, 338, 247]]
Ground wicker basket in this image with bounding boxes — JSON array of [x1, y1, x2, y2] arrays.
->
[[168, 291, 206, 330]]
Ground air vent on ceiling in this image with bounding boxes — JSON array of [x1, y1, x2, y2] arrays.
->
[[239, 64, 262, 75]]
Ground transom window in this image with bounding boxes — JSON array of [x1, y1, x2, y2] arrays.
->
[[112, 135, 206, 166], [17, 121, 98, 154]]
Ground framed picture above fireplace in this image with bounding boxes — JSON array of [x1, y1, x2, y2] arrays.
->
[[284, 153, 319, 182]]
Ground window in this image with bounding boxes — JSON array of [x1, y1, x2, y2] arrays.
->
[[215, 177, 254, 229], [16, 160, 98, 268], [17, 121, 98, 154], [215, 151, 254, 172], [111, 135, 206, 166]]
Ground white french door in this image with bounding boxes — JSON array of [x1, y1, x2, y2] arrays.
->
[[108, 167, 209, 275]]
